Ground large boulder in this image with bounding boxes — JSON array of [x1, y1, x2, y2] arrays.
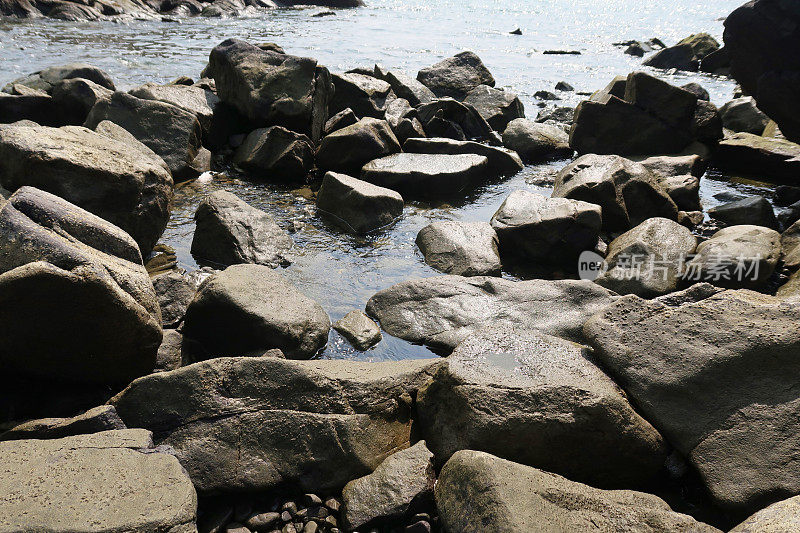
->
[[365, 276, 616, 352], [416, 51, 495, 100], [415, 221, 501, 276], [435, 451, 720, 533], [417, 326, 667, 487], [330, 72, 391, 119], [316, 117, 401, 173], [129, 82, 220, 142], [360, 153, 488, 199], [232, 125, 314, 180], [0, 124, 172, 254], [463, 84, 525, 132], [316, 171, 404, 234], [3, 63, 115, 94], [724, 0, 800, 144], [501, 118, 572, 162], [584, 289, 800, 512], [50, 77, 113, 125], [731, 495, 800, 533], [714, 132, 800, 181], [207, 38, 333, 142], [110, 357, 438, 494], [0, 430, 197, 533], [720, 96, 770, 134], [708, 196, 778, 229], [403, 137, 523, 175], [415, 98, 495, 142], [383, 70, 436, 106], [182, 264, 329, 359], [191, 190, 293, 268], [636, 154, 703, 212]]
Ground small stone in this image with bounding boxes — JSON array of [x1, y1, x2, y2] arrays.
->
[[324, 498, 341, 512], [246, 511, 282, 530], [303, 522, 318, 533], [555, 81, 574, 92], [324, 516, 338, 527], [281, 524, 297, 533], [225, 523, 252, 533], [404, 521, 432, 533], [281, 511, 292, 522], [333, 310, 382, 351]]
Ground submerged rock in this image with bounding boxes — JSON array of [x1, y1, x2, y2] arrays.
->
[[316, 171, 403, 234], [333, 310, 382, 350], [416, 51, 495, 100], [361, 153, 488, 199], [416, 221, 501, 276]]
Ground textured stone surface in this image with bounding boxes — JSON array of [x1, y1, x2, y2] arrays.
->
[[416, 221, 501, 276], [416, 51, 495, 100], [316, 171, 403, 234], [360, 153, 488, 199]]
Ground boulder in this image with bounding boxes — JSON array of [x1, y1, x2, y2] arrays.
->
[[182, 264, 329, 359], [323, 107, 358, 135], [110, 357, 438, 494], [207, 38, 333, 142], [0, 405, 125, 441], [383, 70, 436, 107], [383, 97, 426, 144], [720, 97, 769, 134], [3, 62, 115, 94], [435, 450, 721, 533], [316, 171, 404, 234], [93, 119, 170, 172], [714, 133, 800, 181], [0, 93, 77, 127], [0, 430, 197, 533], [191, 190, 293, 268], [360, 153, 488, 199], [330, 72, 391, 119], [708, 196, 778, 229], [341, 441, 435, 531], [501, 118, 572, 162], [681, 82, 710, 101], [156, 329, 185, 372], [463, 84, 524, 132], [700, 46, 731, 75], [677, 33, 721, 60], [490, 190, 601, 266], [365, 276, 616, 352], [332, 310, 382, 350], [0, 187, 162, 384], [152, 270, 196, 328], [731, 495, 800, 533], [417, 326, 667, 487], [624, 72, 698, 130], [316, 117, 400, 173], [232, 125, 314, 180], [643, 43, 700, 71], [84, 91, 202, 179], [553, 154, 679, 232], [776, 186, 800, 207], [782, 220, 800, 270], [402, 137, 522, 175], [595, 217, 698, 297], [416, 51, 495, 100], [637, 154, 703, 211], [691, 100, 725, 144], [585, 289, 800, 512], [415, 98, 495, 142], [0, 124, 172, 254], [129, 82, 220, 141], [415, 221, 501, 276], [50, 77, 112, 125]]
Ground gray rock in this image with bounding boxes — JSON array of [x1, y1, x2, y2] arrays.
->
[[782, 219, 800, 270], [333, 310, 382, 350], [365, 275, 616, 352], [93, 119, 170, 172], [418, 326, 667, 487], [490, 190, 601, 266], [129, 82, 220, 141], [152, 271, 196, 327], [156, 329, 185, 372], [191, 190, 293, 268], [436, 450, 721, 533], [0, 187, 162, 384], [681, 82, 710, 101], [0, 430, 197, 533], [383, 71, 436, 107], [3, 63, 115, 94], [714, 133, 800, 181], [643, 43, 700, 71], [416, 51, 495, 100], [708, 196, 778, 229], [361, 153, 488, 199], [731, 495, 800, 533], [233, 126, 314, 181], [535, 106, 574, 125], [50, 77, 113, 124], [720, 97, 769, 134], [182, 264, 329, 359], [383, 98, 426, 144], [341, 441, 435, 531], [0, 405, 126, 441], [691, 100, 725, 144], [415, 98, 495, 143], [624, 71, 698, 131], [323, 107, 358, 135], [463, 84, 524, 132], [330, 72, 391, 119], [501, 118, 572, 163], [636, 155, 703, 212], [585, 289, 800, 512], [0, 124, 172, 254], [110, 357, 439, 494], [402, 137, 522, 175], [316, 171, 404, 234], [416, 221, 501, 276], [316, 118, 401, 174]]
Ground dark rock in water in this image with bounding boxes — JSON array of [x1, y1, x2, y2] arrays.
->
[[0, 124, 172, 254], [0, 93, 74, 127], [435, 451, 720, 532], [534, 89, 559, 100], [510, 28, 522, 35], [0, 405, 126, 441], [191, 190, 293, 268], [720, 96, 769, 134], [643, 43, 699, 71], [700, 46, 731, 75], [402, 137, 523, 175], [129, 82, 220, 143], [691, 99, 724, 144], [50, 77, 112, 125], [542, 50, 581, 55], [776, 186, 800, 207], [316, 117, 400, 173], [312, 10, 334, 16], [316, 171, 403, 234], [463, 84, 524, 132], [535, 106, 574, 124], [330, 72, 391, 119], [625, 42, 646, 57], [415, 98, 495, 143], [678, 32, 721, 60], [233, 125, 314, 180], [110, 357, 437, 493], [323, 107, 358, 135], [501, 118, 572, 163], [555, 80, 574, 92], [418, 327, 668, 487], [724, 0, 800, 144], [416, 51, 495, 100], [416, 221, 501, 277], [624, 71, 697, 130], [681, 82, 710, 101], [714, 133, 800, 181], [708, 196, 778, 230], [152, 271, 196, 328], [360, 153, 488, 199], [2, 63, 115, 94], [332, 309, 382, 350], [207, 39, 333, 142], [0, 187, 162, 384], [182, 264, 329, 359], [383, 70, 436, 107]]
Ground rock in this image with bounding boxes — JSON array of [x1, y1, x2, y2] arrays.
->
[[207, 39, 332, 142], [636, 154, 703, 211], [625, 42, 646, 57], [333, 310, 382, 350], [692, 100, 725, 144], [700, 46, 731, 75], [323, 107, 358, 135], [463, 84, 524, 132], [152, 271, 196, 327], [677, 32, 721, 60], [316, 171, 404, 234], [435, 451, 721, 532], [415, 98, 495, 143], [643, 43, 700, 71], [383, 71, 436, 107], [595, 217, 698, 297], [782, 220, 800, 270], [316, 118, 400, 173], [708, 196, 778, 229], [724, 0, 800, 144], [403, 137, 522, 175], [584, 289, 800, 512], [416, 51, 495, 100], [714, 133, 800, 181], [535, 106, 574, 124], [624, 71, 697, 130], [681, 82, 710, 101], [776, 186, 800, 207], [330, 72, 391, 119], [156, 329, 185, 372], [3, 63, 115, 94], [84, 91, 202, 179], [50, 77, 112, 124], [779, 200, 800, 229], [360, 153, 488, 199], [553, 154, 679, 232], [490, 190, 601, 266], [191, 190, 293, 268], [720, 97, 769, 134], [0, 187, 162, 384], [0, 430, 197, 532], [93, 119, 170, 172], [555, 80, 574, 92], [383, 98, 426, 144], [182, 264, 329, 359], [731, 495, 800, 533], [129, 82, 220, 142], [684, 225, 780, 289], [0, 94, 66, 126], [110, 357, 438, 494], [0, 405, 125, 441], [0, 124, 172, 254], [501, 119, 572, 163], [341, 441, 435, 531], [415, 221, 501, 276], [233, 126, 314, 180], [365, 276, 616, 352]]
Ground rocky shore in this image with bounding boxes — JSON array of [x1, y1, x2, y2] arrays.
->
[[3, 0, 800, 531]]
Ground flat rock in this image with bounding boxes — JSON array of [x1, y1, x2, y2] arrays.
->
[[3, 63, 115, 94], [714, 133, 800, 181], [316, 171, 403, 234], [129, 82, 220, 140], [402, 137, 522, 175], [416, 221, 501, 276], [360, 153, 488, 199], [333, 310, 382, 350], [708, 196, 778, 229], [0, 405, 125, 441]]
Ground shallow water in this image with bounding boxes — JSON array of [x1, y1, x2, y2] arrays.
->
[[1, 0, 775, 360]]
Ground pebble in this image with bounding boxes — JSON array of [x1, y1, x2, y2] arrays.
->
[[302, 494, 322, 506], [324, 498, 341, 512]]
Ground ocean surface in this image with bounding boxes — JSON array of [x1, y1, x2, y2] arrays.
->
[[0, 0, 767, 361]]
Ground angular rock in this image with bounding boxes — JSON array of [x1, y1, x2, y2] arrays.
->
[[415, 221, 501, 276], [233, 126, 314, 180], [0, 405, 125, 441], [691, 100, 725, 143], [93, 119, 170, 172], [50, 77, 112, 125], [316, 171, 403, 234], [191, 190, 293, 268], [681, 82, 710, 101], [360, 153, 488, 199], [330, 72, 391, 119], [720, 97, 769, 134], [384, 70, 436, 107], [624, 72, 698, 130], [316, 118, 400, 173], [501, 118, 572, 163], [677, 33, 721, 60], [323, 107, 358, 135], [182, 264, 329, 359], [152, 270, 196, 327], [700, 46, 731, 75], [156, 329, 185, 372], [415, 98, 495, 142], [383, 97, 426, 144], [402, 137, 522, 175], [637, 154, 703, 211], [536, 106, 574, 125], [463, 84, 524, 132], [416, 51, 495, 100], [782, 220, 800, 271], [643, 43, 700, 71], [708, 196, 778, 230], [3, 63, 115, 94], [731, 495, 800, 533], [714, 133, 800, 181], [333, 310, 382, 350], [0, 93, 77, 127], [129, 82, 220, 141]]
